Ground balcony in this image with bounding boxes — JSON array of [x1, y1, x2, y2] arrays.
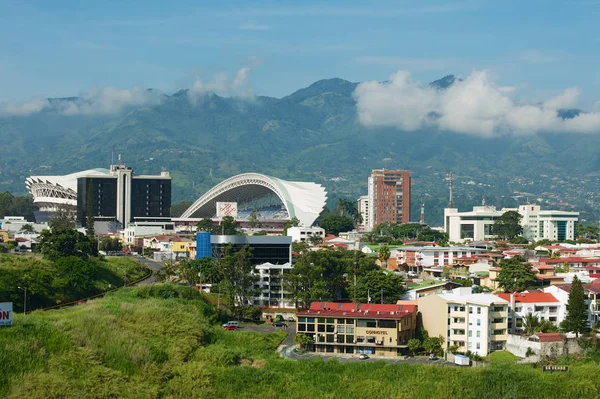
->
[[491, 311, 508, 318], [491, 334, 508, 341], [492, 322, 507, 330]]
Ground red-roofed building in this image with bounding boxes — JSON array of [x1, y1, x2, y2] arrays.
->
[[532, 332, 563, 343], [496, 291, 564, 333], [545, 281, 600, 327], [296, 301, 418, 357]]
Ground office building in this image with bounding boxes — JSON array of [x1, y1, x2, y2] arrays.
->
[[418, 288, 509, 356], [196, 233, 292, 265], [445, 205, 579, 243], [253, 262, 294, 308], [286, 226, 325, 243], [296, 301, 417, 356], [77, 163, 172, 227], [366, 169, 411, 231]]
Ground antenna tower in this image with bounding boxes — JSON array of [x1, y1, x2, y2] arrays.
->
[[448, 172, 454, 208], [420, 203, 425, 224]]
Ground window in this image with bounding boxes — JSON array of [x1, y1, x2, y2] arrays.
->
[[468, 331, 472, 337], [477, 307, 481, 314], [476, 343, 480, 350], [318, 318, 325, 324], [469, 307, 473, 314], [327, 318, 335, 324], [318, 325, 325, 333], [346, 325, 354, 334], [477, 319, 481, 326], [336, 325, 345, 334], [337, 319, 345, 324], [298, 324, 306, 332], [378, 320, 396, 329], [307, 324, 315, 332], [326, 325, 335, 333], [476, 331, 480, 338]]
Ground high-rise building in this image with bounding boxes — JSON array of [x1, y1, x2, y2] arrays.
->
[[357, 195, 369, 231], [366, 169, 411, 230], [77, 164, 172, 227]]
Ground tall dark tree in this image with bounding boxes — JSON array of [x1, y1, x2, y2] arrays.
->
[[217, 245, 257, 315], [248, 208, 262, 229], [283, 217, 300, 235], [319, 214, 354, 235], [48, 205, 76, 231], [219, 216, 239, 235], [494, 210, 523, 240], [39, 229, 97, 260], [561, 275, 589, 337], [350, 269, 405, 303], [496, 256, 537, 292], [196, 218, 215, 233]]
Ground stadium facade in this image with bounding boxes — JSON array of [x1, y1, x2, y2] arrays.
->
[[180, 173, 328, 227]]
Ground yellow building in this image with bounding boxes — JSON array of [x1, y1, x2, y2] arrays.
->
[[418, 287, 509, 356], [296, 302, 417, 357]]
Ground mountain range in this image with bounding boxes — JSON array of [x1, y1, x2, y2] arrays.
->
[[1, 76, 599, 225]]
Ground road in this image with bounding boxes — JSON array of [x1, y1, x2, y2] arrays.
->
[[133, 255, 164, 285]]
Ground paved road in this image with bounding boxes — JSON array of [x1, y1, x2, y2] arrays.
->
[[133, 255, 164, 285]]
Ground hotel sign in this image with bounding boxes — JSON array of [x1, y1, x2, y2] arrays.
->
[[0, 302, 13, 326], [366, 330, 388, 335]]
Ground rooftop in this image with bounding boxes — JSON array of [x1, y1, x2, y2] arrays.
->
[[496, 292, 559, 303], [297, 301, 416, 319]]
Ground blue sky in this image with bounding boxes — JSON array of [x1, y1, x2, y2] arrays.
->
[[2, 0, 600, 107]]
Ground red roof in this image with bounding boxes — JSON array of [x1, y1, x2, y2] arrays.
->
[[535, 264, 555, 270], [14, 237, 29, 242], [497, 292, 559, 303], [298, 301, 415, 319], [544, 257, 600, 264], [534, 333, 563, 342]]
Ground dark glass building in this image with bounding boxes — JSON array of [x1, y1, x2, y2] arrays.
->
[[207, 235, 292, 265], [76, 164, 171, 227]]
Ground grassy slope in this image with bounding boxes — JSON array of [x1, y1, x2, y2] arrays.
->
[[1, 285, 599, 399]]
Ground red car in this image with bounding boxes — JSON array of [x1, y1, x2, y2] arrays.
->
[[223, 325, 238, 331]]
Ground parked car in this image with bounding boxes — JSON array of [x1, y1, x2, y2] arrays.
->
[[222, 321, 239, 328], [359, 354, 370, 360], [287, 316, 295, 322], [273, 321, 286, 327], [223, 325, 238, 331], [429, 353, 438, 361]]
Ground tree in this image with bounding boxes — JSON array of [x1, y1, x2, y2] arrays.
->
[[423, 335, 445, 356], [496, 256, 537, 292], [283, 217, 300, 235], [416, 228, 449, 245], [51, 256, 96, 299], [219, 216, 239, 235], [39, 229, 97, 260], [407, 338, 421, 356], [308, 235, 323, 246], [196, 218, 214, 233], [352, 269, 405, 304], [522, 313, 541, 335], [494, 210, 523, 240], [171, 200, 194, 218], [85, 216, 95, 238], [294, 333, 314, 350], [319, 214, 354, 236], [216, 245, 258, 316], [577, 223, 599, 242], [48, 205, 76, 231], [377, 245, 391, 268], [99, 236, 122, 252], [561, 275, 589, 337], [19, 224, 35, 233], [247, 208, 262, 229]]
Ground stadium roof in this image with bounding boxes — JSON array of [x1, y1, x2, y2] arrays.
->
[[180, 173, 327, 226], [26, 168, 110, 210]]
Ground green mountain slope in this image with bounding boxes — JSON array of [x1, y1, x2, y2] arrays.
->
[[1, 77, 598, 225]]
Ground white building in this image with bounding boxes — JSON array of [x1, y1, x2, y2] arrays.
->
[[418, 287, 509, 356], [445, 205, 579, 243], [123, 225, 166, 246], [496, 292, 564, 334], [395, 246, 488, 268], [357, 195, 369, 232], [518, 205, 578, 242], [253, 262, 294, 308], [545, 283, 600, 327], [286, 226, 325, 243]]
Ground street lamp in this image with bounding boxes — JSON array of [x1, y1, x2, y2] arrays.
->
[[17, 286, 27, 315]]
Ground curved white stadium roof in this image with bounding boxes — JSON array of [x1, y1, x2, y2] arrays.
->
[[180, 173, 328, 227], [26, 168, 110, 210]]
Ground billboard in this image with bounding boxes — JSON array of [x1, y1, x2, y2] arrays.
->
[[216, 202, 238, 218], [0, 302, 13, 326]]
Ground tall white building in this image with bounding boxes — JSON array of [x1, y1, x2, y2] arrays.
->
[[286, 226, 325, 243], [418, 288, 509, 356], [357, 195, 369, 231], [253, 262, 294, 308], [445, 205, 579, 243]]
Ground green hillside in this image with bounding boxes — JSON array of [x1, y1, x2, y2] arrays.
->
[[1, 284, 599, 398], [1, 77, 598, 225]]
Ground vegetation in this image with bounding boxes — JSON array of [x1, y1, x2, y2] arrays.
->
[[318, 214, 354, 235], [0, 191, 36, 221], [0, 254, 148, 312], [3, 285, 600, 397], [38, 228, 97, 260], [496, 256, 538, 292], [561, 275, 589, 337], [362, 222, 448, 245], [494, 210, 524, 240], [522, 313, 560, 334]]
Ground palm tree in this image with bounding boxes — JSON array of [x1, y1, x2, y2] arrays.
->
[[378, 245, 391, 269], [337, 199, 347, 217], [522, 313, 541, 335]]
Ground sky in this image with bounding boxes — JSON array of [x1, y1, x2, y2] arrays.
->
[[2, 0, 600, 134]]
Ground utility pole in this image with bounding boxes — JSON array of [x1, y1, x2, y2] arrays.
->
[[381, 288, 383, 304], [17, 286, 27, 315]]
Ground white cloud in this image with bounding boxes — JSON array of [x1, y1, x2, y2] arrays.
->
[[0, 97, 50, 116], [354, 70, 600, 136], [188, 66, 256, 103]]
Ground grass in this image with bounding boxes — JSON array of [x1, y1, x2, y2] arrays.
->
[[485, 350, 521, 364], [1, 284, 600, 398]]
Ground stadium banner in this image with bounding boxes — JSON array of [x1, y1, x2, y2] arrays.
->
[[0, 302, 13, 326], [216, 202, 238, 218]]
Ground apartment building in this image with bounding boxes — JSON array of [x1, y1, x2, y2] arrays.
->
[[496, 292, 563, 333], [418, 288, 509, 356], [357, 195, 369, 232], [252, 262, 294, 308], [366, 169, 411, 230], [546, 281, 600, 327], [296, 302, 417, 356], [396, 246, 488, 269]]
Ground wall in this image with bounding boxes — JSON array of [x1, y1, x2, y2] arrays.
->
[[505, 335, 581, 359]]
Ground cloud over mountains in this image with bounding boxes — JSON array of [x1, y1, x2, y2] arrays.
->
[[354, 70, 600, 136]]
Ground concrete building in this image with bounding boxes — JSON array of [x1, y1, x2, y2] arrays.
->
[[253, 262, 293, 308], [496, 292, 563, 333], [357, 195, 369, 232], [418, 288, 509, 356], [366, 169, 411, 231], [286, 226, 325, 243], [396, 246, 488, 270], [445, 205, 579, 243], [545, 281, 600, 327], [296, 301, 417, 356], [197, 234, 292, 265]]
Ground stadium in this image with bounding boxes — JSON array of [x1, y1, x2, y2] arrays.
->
[[25, 168, 110, 222], [177, 173, 328, 229]]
